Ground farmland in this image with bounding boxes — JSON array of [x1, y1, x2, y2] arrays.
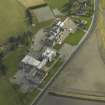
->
[[96, 0, 105, 60], [18, 0, 46, 8], [0, 0, 28, 44]]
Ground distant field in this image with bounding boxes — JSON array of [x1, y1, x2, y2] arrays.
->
[[0, 0, 28, 44], [97, 0, 105, 48], [64, 29, 85, 45], [45, 0, 68, 9], [96, 0, 105, 59], [18, 0, 46, 8]]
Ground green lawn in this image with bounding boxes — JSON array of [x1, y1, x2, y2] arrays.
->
[[64, 29, 85, 45], [45, 0, 68, 9], [0, 0, 28, 44]]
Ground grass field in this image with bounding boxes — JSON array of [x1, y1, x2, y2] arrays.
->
[[96, 0, 105, 60], [45, 0, 68, 9], [64, 29, 85, 45], [18, 0, 46, 8], [0, 0, 28, 44]]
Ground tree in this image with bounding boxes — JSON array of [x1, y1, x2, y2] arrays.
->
[[0, 63, 7, 75], [0, 52, 4, 61], [61, 0, 75, 15], [26, 9, 32, 25]]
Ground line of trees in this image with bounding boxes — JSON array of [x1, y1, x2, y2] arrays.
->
[[8, 31, 33, 51], [0, 52, 6, 75]]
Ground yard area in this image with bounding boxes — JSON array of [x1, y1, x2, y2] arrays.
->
[[0, 0, 28, 44]]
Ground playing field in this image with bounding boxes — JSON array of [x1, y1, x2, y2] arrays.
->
[[18, 0, 46, 8], [0, 0, 28, 44]]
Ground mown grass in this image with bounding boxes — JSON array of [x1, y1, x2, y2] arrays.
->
[[64, 29, 85, 45]]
